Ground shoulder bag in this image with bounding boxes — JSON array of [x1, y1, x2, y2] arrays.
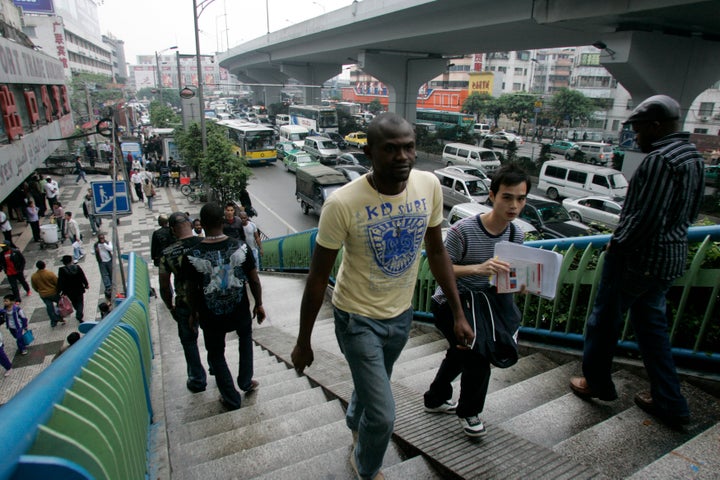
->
[[22, 329, 34, 346], [461, 289, 521, 368], [58, 295, 74, 318]]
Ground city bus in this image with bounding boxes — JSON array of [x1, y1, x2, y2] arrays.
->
[[336, 102, 362, 116], [416, 109, 475, 137], [288, 105, 339, 133], [218, 120, 277, 165]]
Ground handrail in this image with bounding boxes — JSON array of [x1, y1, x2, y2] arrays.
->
[[0, 253, 152, 480]]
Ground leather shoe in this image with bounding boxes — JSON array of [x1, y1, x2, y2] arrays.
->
[[569, 376, 618, 401], [634, 391, 689, 428]]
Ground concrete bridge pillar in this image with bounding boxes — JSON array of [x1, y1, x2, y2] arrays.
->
[[243, 69, 290, 106], [280, 64, 341, 105], [357, 51, 448, 123], [599, 31, 720, 117]]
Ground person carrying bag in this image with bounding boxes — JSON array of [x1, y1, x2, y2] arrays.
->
[[423, 163, 531, 438]]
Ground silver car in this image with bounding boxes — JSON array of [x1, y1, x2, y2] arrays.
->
[[562, 196, 622, 229]]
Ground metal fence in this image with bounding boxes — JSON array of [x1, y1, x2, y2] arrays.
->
[[0, 253, 152, 480]]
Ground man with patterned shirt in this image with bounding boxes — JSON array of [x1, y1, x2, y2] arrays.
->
[[291, 113, 468, 480], [185, 203, 265, 411], [159, 212, 207, 393], [570, 95, 704, 428]]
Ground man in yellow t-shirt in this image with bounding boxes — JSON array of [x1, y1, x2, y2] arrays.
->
[[292, 113, 470, 480]]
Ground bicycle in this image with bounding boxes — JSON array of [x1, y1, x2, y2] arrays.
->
[[180, 179, 203, 196]]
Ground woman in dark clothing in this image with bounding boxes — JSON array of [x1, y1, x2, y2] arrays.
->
[[57, 255, 89, 322]]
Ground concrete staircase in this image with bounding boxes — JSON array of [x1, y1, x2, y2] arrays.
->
[[152, 273, 720, 479]]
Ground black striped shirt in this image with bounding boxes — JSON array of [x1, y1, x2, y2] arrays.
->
[[433, 215, 523, 302], [613, 132, 704, 280]]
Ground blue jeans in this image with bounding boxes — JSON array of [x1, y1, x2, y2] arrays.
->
[[41, 294, 60, 326], [334, 307, 412, 479], [202, 312, 253, 409], [147, 195, 153, 210], [174, 304, 207, 391], [583, 251, 689, 417], [98, 260, 112, 292]]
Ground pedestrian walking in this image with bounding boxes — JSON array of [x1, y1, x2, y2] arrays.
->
[[291, 113, 467, 480], [75, 156, 88, 184], [0, 326, 13, 375], [142, 178, 156, 210], [31, 261, 63, 328], [240, 212, 262, 268], [1, 294, 29, 355], [222, 203, 244, 240], [26, 200, 41, 242], [131, 169, 144, 202], [423, 163, 530, 437], [63, 212, 81, 243], [52, 202, 65, 241], [82, 189, 100, 235], [57, 255, 89, 322], [0, 210, 13, 246], [569, 95, 705, 428], [159, 212, 207, 393], [93, 233, 113, 297], [151, 215, 174, 267], [185, 203, 265, 410], [0, 243, 31, 301], [44, 177, 59, 209]]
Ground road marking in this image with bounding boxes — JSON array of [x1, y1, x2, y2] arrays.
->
[[248, 192, 298, 234]]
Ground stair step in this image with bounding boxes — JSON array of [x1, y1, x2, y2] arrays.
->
[[397, 339, 448, 363], [382, 455, 444, 480], [166, 376, 314, 424], [391, 351, 446, 380], [499, 370, 643, 447], [175, 420, 351, 480], [628, 423, 720, 479], [169, 387, 331, 445], [484, 361, 580, 424], [553, 382, 720, 479], [173, 400, 347, 469], [402, 330, 444, 349], [251, 438, 406, 480]]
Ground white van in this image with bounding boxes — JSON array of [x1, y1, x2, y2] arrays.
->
[[279, 125, 310, 149], [447, 203, 537, 236], [303, 135, 341, 165], [434, 167, 490, 208], [564, 142, 614, 165], [538, 160, 628, 201], [472, 123, 491, 137], [442, 143, 501, 176], [275, 114, 290, 126]]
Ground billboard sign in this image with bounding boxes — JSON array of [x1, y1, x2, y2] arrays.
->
[[13, 0, 55, 14]]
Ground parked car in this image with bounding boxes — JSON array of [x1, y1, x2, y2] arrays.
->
[[283, 151, 320, 173], [548, 140, 576, 155], [487, 132, 524, 148], [337, 152, 372, 168], [334, 165, 369, 182], [320, 131, 348, 150], [442, 164, 492, 188], [705, 164, 720, 186], [564, 142, 614, 165], [275, 141, 298, 160], [519, 197, 593, 239], [344, 131, 368, 148], [562, 196, 623, 229], [434, 167, 490, 208]]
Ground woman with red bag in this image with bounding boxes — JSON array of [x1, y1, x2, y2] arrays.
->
[[57, 255, 89, 323]]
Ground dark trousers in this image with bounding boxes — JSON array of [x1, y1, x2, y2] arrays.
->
[[67, 293, 85, 322], [7, 273, 30, 300], [174, 304, 207, 390], [202, 312, 253, 409], [29, 220, 40, 241], [424, 299, 491, 418]]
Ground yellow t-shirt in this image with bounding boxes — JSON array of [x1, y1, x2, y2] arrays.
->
[[316, 169, 443, 319]]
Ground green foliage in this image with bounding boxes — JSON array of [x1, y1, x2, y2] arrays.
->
[[135, 87, 181, 108], [337, 110, 364, 135], [149, 101, 180, 128], [70, 73, 123, 122], [548, 88, 596, 128], [505, 141, 519, 162], [461, 92, 494, 119], [515, 156, 539, 176], [498, 93, 536, 132], [174, 122, 205, 173], [368, 99, 383, 114], [415, 129, 443, 155], [199, 125, 252, 205]]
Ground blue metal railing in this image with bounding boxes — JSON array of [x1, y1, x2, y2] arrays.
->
[[0, 253, 152, 480]]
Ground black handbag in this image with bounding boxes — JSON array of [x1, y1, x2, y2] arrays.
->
[[461, 288, 521, 368]]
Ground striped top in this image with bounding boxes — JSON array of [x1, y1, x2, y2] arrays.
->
[[613, 132, 704, 280], [433, 215, 522, 302]]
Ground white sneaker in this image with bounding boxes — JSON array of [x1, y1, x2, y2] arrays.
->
[[424, 400, 458, 414], [459, 415, 487, 437]]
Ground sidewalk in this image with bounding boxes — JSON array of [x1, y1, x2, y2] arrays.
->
[[0, 173, 199, 405]]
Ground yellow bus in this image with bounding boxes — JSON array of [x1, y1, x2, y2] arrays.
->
[[219, 120, 277, 165]]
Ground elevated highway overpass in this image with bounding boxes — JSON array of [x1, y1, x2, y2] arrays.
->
[[219, 0, 720, 122]]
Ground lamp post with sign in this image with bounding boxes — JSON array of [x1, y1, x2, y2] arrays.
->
[[155, 46, 177, 106]]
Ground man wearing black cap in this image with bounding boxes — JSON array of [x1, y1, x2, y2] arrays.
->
[[570, 95, 704, 428]]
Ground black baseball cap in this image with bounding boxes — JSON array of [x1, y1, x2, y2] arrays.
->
[[624, 95, 680, 124]]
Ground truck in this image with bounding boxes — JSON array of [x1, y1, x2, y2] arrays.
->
[[295, 164, 348, 215]]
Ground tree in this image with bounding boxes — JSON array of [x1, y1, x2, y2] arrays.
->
[[461, 92, 494, 121], [200, 125, 252, 205], [174, 122, 205, 176], [500, 93, 536, 133], [368, 99, 383, 114], [149, 100, 180, 128], [70, 73, 123, 123], [136, 87, 181, 109], [548, 88, 596, 129]]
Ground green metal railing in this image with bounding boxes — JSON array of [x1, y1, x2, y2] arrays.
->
[[263, 226, 720, 368], [0, 253, 153, 480]]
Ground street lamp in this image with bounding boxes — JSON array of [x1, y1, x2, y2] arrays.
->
[[155, 45, 177, 106], [194, 0, 216, 157]]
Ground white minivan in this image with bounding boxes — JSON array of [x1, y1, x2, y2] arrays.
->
[[279, 125, 310, 149], [538, 160, 628, 201], [442, 143, 501, 176]]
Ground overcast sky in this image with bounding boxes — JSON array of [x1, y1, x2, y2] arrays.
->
[[98, 0, 354, 63]]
